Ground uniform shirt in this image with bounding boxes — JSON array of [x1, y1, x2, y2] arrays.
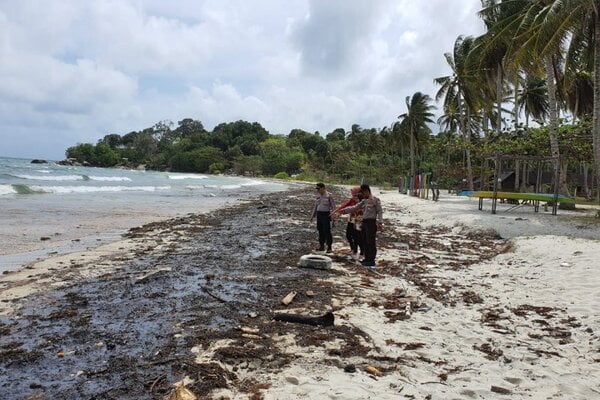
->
[[311, 191, 336, 218], [341, 196, 383, 222], [335, 198, 362, 217]]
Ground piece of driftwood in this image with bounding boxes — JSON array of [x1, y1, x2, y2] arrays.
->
[[490, 385, 511, 395], [281, 291, 297, 305], [273, 311, 334, 327], [239, 326, 259, 334], [165, 385, 197, 400], [135, 267, 172, 284], [201, 285, 227, 303], [365, 365, 383, 377]]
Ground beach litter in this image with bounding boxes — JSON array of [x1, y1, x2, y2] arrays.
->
[[298, 254, 332, 270], [281, 291, 297, 305], [273, 311, 334, 327], [165, 384, 197, 400]]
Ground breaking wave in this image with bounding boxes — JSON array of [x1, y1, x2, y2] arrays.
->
[[167, 174, 208, 180], [1, 184, 171, 195]]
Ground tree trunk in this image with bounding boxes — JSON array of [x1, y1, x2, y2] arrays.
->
[[410, 125, 415, 195], [515, 160, 520, 191], [561, 162, 570, 196], [513, 74, 519, 129], [482, 110, 489, 132], [466, 109, 474, 190], [496, 63, 503, 136], [593, 12, 600, 204], [583, 162, 590, 199], [458, 95, 474, 191], [544, 54, 567, 194], [521, 163, 528, 192]]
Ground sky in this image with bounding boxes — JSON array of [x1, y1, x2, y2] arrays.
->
[[0, 0, 485, 160]]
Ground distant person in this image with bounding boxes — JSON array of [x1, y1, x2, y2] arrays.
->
[[332, 186, 364, 258], [335, 184, 383, 268], [431, 181, 440, 201], [310, 182, 336, 253]]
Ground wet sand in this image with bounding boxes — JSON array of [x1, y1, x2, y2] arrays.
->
[[1, 187, 599, 399], [0, 187, 354, 398]]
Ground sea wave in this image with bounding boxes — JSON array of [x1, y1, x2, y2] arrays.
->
[[200, 181, 265, 190], [240, 180, 266, 186], [12, 174, 85, 181], [88, 176, 132, 182], [10, 184, 47, 194], [0, 184, 17, 196], [167, 174, 208, 180], [220, 184, 243, 190], [9, 185, 171, 194]]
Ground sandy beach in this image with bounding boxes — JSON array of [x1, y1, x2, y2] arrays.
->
[[1, 187, 599, 399]]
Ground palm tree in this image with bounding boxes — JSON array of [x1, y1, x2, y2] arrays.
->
[[536, 0, 600, 185], [473, 0, 513, 136], [434, 35, 480, 190], [437, 102, 460, 134], [564, 70, 594, 120], [518, 74, 549, 127], [479, 0, 570, 193], [398, 92, 436, 193]]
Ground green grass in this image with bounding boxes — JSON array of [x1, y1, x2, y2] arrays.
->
[[574, 197, 600, 207]]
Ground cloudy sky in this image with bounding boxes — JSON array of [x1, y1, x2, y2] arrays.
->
[[0, 0, 485, 160]]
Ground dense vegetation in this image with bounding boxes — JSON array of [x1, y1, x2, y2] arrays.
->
[[66, 1, 600, 198]]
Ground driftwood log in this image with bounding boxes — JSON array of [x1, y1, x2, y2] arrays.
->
[[273, 311, 334, 327]]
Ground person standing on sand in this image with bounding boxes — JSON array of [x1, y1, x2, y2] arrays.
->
[[332, 186, 364, 259], [334, 184, 383, 268], [310, 182, 336, 253]]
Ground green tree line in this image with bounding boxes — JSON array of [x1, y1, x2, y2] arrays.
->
[[65, 115, 593, 194]]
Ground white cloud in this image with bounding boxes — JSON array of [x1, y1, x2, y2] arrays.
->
[[0, 0, 485, 160]]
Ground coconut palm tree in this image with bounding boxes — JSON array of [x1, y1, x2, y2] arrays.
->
[[564, 70, 594, 119], [518, 74, 549, 126], [397, 92, 436, 193], [434, 35, 480, 190], [528, 0, 600, 183], [437, 102, 461, 134], [478, 0, 571, 193]]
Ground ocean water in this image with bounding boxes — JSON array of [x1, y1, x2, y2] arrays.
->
[[0, 157, 288, 271]]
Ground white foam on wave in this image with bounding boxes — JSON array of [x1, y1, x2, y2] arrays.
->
[[29, 185, 171, 194], [0, 184, 16, 196], [13, 174, 84, 181], [35, 170, 50, 173], [88, 176, 132, 182], [219, 180, 266, 190], [240, 180, 265, 186], [168, 174, 208, 180]]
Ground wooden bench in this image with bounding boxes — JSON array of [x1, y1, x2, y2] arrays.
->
[[460, 191, 574, 213]]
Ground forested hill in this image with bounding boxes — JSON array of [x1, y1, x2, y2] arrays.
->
[[64, 118, 404, 185]]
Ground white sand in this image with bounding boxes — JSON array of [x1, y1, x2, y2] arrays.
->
[[251, 191, 600, 399]]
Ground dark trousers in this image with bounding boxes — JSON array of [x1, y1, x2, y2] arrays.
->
[[361, 219, 378, 262], [346, 222, 363, 254], [316, 211, 332, 249]]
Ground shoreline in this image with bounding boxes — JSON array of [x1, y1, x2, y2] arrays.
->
[[0, 178, 299, 273], [1, 187, 599, 399]]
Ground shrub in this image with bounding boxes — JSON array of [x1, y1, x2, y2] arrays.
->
[[274, 172, 290, 180], [209, 162, 224, 174]]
